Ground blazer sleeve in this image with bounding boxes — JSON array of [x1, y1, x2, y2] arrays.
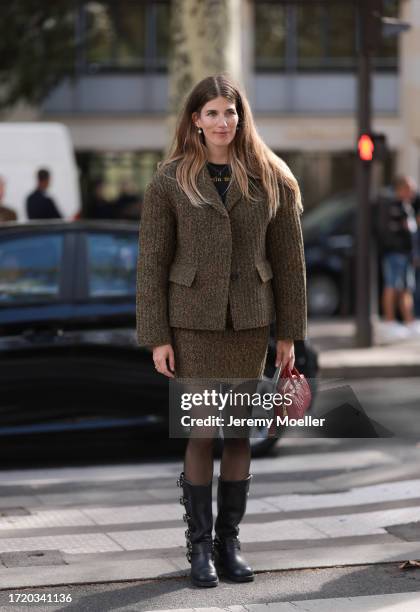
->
[[266, 190, 307, 341], [136, 174, 176, 348]]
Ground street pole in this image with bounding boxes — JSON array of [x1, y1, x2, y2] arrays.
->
[[355, 0, 377, 347], [355, 0, 410, 346]]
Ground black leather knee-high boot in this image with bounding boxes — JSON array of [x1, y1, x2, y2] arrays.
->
[[213, 474, 254, 582], [177, 471, 219, 587]]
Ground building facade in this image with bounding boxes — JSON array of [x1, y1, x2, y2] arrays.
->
[[6, 0, 417, 215]]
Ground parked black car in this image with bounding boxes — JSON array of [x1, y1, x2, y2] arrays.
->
[[303, 190, 386, 317], [0, 221, 318, 456], [303, 191, 356, 317]]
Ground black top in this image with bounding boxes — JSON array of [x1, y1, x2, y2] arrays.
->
[[206, 162, 232, 204], [26, 189, 61, 220], [377, 194, 420, 254]]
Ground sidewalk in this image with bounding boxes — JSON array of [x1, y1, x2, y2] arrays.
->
[[308, 318, 420, 379]]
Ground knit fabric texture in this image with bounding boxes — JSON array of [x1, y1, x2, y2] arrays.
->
[[136, 159, 307, 348]]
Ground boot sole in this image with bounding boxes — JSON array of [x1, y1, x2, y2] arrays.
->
[[191, 577, 219, 587], [215, 565, 254, 582]]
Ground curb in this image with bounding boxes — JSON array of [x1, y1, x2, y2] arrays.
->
[[320, 364, 420, 379]]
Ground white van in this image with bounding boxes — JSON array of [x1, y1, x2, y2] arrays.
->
[[0, 122, 81, 221]]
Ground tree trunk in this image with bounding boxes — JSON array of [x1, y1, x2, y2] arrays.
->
[[166, 0, 243, 153]]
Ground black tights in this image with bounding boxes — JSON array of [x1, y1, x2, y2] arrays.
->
[[184, 437, 251, 485]]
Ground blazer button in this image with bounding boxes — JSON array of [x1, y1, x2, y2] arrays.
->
[[230, 272, 239, 281]]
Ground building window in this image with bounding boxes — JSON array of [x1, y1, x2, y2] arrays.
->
[[297, 3, 356, 70], [255, 1, 398, 72], [255, 3, 286, 70], [80, 0, 170, 72], [374, 0, 399, 68], [155, 2, 170, 67], [76, 150, 162, 218]]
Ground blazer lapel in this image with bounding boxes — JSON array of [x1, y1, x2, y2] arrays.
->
[[224, 174, 243, 214], [198, 164, 243, 217]]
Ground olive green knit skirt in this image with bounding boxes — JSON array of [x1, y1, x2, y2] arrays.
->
[[171, 302, 270, 439], [171, 301, 270, 380]]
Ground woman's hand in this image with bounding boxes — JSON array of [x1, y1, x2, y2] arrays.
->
[[275, 339, 295, 372], [152, 344, 176, 378]]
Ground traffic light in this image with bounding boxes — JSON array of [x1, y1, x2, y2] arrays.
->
[[358, 134, 374, 161], [358, 132, 387, 162]]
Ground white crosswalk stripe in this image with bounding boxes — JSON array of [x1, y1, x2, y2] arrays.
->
[[0, 448, 397, 485], [1, 478, 419, 531]]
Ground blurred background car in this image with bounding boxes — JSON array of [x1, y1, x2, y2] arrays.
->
[[0, 220, 318, 457], [303, 190, 387, 318], [303, 191, 356, 317]]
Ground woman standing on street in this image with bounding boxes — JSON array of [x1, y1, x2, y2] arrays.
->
[[136, 74, 307, 588]]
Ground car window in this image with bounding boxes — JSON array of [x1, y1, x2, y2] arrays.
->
[[86, 232, 138, 297], [0, 234, 63, 304]]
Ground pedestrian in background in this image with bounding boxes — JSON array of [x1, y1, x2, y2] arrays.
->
[[378, 175, 420, 337], [26, 168, 61, 220], [114, 180, 141, 219], [0, 176, 17, 222], [89, 179, 113, 219], [136, 74, 307, 587]]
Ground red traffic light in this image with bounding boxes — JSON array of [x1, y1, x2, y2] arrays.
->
[[358, 134, 375, 161]]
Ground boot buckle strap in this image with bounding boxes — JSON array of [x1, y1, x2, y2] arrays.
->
[[190, 540, 214, 555], [215, 536, 241, 550]]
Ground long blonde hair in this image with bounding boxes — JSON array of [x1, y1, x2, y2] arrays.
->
[[159, 73, 302, 219]]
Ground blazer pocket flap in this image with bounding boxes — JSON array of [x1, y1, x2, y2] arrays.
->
[[256, 260, 274, 282], [169, 262, 197, 287]]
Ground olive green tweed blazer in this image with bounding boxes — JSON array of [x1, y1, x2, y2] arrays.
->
[[136, 159, 307, 348]]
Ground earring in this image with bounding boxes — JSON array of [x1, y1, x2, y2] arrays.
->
[[197, 127, 203, 134]]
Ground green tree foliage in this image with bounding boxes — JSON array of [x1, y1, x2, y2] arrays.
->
[[0, 0, 77, 109]]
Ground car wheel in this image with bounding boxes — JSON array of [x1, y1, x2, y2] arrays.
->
[[214, 435, 278, 458], [214, 401, 282, 458], [249, 436, 279, 456], [307, 273, 340, 317]]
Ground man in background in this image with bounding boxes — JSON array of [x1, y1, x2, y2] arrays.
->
[[378, 175, 420, 336], [26, 168, 61, 219], [0, 176, 17, 222], [89, 179, 112, 219]]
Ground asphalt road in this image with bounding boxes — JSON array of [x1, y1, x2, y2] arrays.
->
[[0, 563, 419, 612]]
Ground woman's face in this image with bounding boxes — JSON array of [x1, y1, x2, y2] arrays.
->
[[193, 96, 239, 149]]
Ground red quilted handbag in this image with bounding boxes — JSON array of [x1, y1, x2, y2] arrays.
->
[[268, 364, 312, 437]]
